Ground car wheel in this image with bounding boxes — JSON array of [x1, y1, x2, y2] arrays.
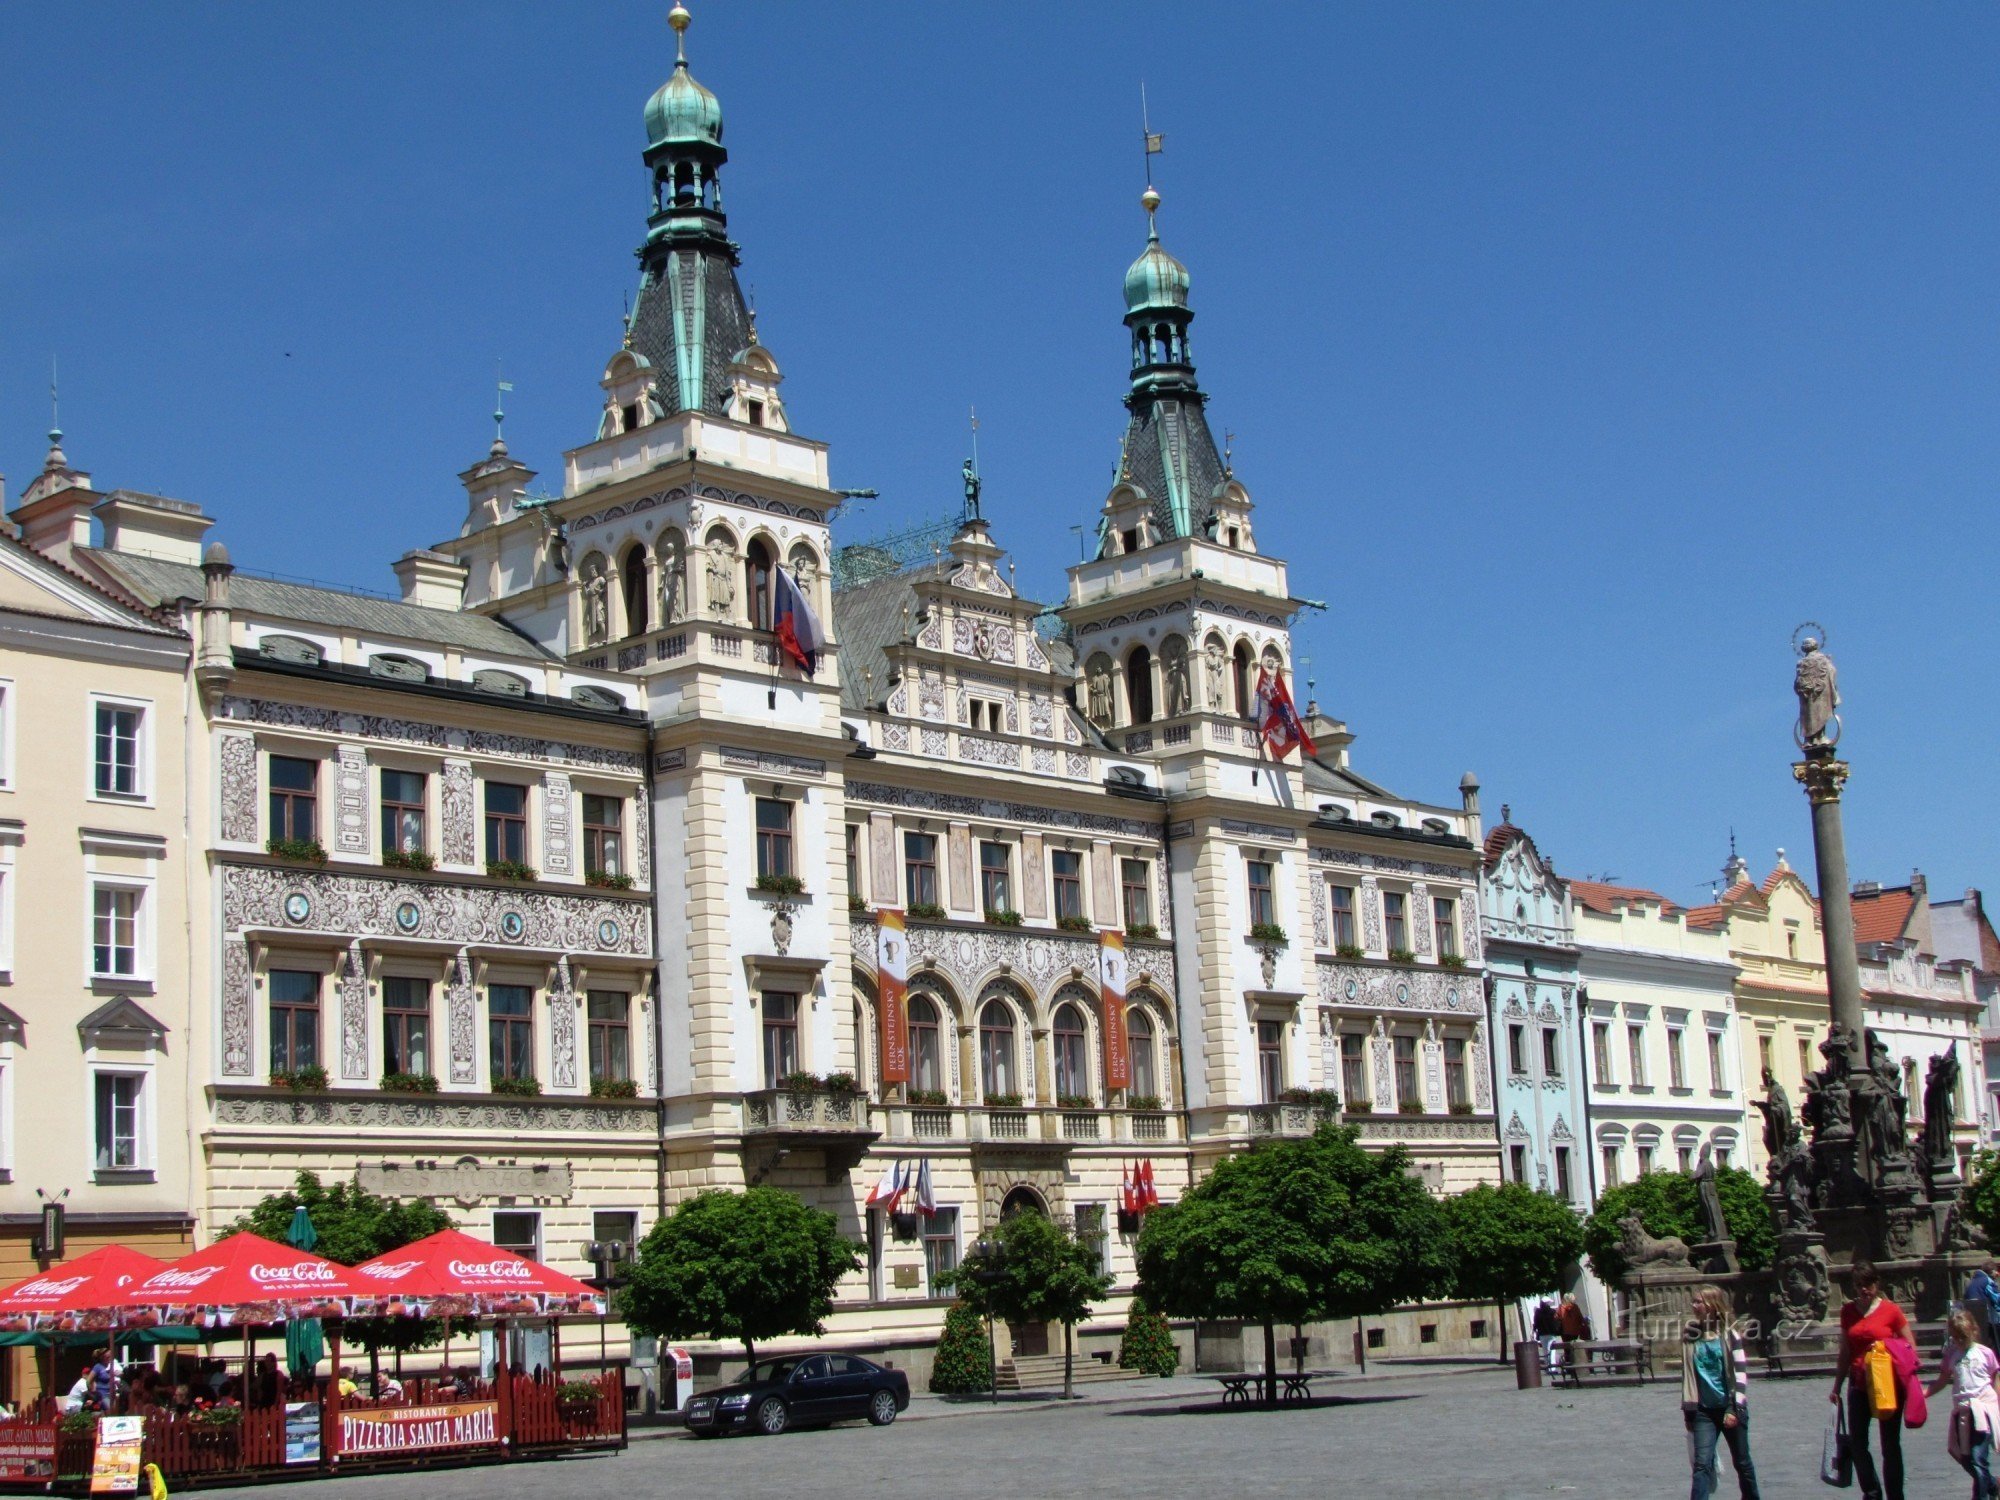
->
[[755, 1397, 788, 1436], [867, 1389, 898, 1427]]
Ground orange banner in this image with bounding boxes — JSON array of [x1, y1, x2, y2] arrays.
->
[[1100, 931, 1130, 1091], [878, 910, 910, 1084]]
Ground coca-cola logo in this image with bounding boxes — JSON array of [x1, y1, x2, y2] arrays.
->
[[446, 1259, 534, 1281], [16, 1276, 87, 1298], [251, 1262, 339, 1286], [358, 1260, 423, 1281], [146, 1266, 223, 1291]]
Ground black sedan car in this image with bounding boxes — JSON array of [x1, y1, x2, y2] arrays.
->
[[682, 1353, 910, 1437]]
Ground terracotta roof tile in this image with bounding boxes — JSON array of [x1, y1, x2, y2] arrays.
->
[[1481, 823, 1522, 867], [1851, 887, 1918, 946], [1684, 903, 1727, 931], [1570, 879, 1680, 916]]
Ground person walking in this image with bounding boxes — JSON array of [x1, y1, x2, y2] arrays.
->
[[1831, 1259, 1911, 1500], [1928, 1309, 2000, 1500], [1968, 1261, 2000, 1354], [1682, 1285, 1760, 1500]]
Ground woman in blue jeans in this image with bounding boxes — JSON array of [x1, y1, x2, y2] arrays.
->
[[1681, 1285, 1761, 1500]]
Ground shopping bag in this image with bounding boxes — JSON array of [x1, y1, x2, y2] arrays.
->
[[1902, 1370, 1928, 1429], [1821, 1404, 1853, 1487], [1864, 1345, 1899, 1418]]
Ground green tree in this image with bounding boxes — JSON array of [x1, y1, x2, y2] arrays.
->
[[939, 1210, 1112, 1398], [1116, 1294, 1180, 1377], [928, 1301, 994, 1394], [1582, 1166, 1776, 1286], [1135, 1124, 1453, 1404], [1963, 1150, 2000, 1242], [1439, 1182, 1584, 1362], [223, 1171, 460, 1380], [617, 1188, 862, 1364]]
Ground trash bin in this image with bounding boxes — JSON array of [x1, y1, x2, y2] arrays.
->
[[1514, 1340, 1543, 1390]]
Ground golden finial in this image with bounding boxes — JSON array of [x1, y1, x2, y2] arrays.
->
[[668, 4, 691, 62]]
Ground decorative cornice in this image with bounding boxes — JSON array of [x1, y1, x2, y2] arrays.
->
[[845, 781, 1155, 841], [217, 695, 643, 775], [210, 1091, 655, 1134]]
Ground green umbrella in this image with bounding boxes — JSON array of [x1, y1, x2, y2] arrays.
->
[[284, 1206, 325, 1377]]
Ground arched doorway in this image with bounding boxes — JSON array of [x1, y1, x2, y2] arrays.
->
[[997, 1185, 1052, 1355], [1000, 1185, 1049, 1221]]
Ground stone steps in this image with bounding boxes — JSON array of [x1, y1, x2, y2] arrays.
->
[[995, 1354, 1149, 1390]]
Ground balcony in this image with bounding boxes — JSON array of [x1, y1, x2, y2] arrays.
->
[[741, 1088, 881, 1173], [873, 1103, 1183, 1147], [1248, 1102, 1339, 1139]]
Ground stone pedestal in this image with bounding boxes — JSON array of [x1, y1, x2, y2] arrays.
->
[[1693, 1240, 1740, 1275]]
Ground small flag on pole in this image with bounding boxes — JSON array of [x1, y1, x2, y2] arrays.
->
[[1145, 132, 1165, 155]]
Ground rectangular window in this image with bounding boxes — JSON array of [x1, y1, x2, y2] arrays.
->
[[91, 886, 141, 977], [1592, 1022, 1613, 1085], [1716, 1147, 1732, 1170], [1443, 1037, 1469, 1109], [845, 825, 861, 903], [1051, 850, 1083, 922], [1383, 892, 1409, 952], [1554, 1146, 1573, 1201], [1707, 1031, 1726, 1091], [382, 976, 431, 1078], [1393, 1034, 1419, 1106], [583, 794, 624, 878], [1601, 1145, 1621, 1188], [268, 969, 320, 1074], [588, 991, 631, 1085], [1507, 1024, 1527, 1076], [1667, 1027, 1687, 1090], [1330, 885, 1357, 949], [754, 798, 793, 881], [1627, 1025, 1647, 1086], [1757, 1033, 1774, 1081], [1799, 1036, 1813, 1079], [1120, 858, 1151, 932], [380, 769, 427, 855], [1541, 1028, 1562, 1079], [1073, 1203, 1110, 1276], [93, 703, 143, 798], [923, 1205, 961, 1297], [1341, 1033, 1368, 1104], [1256, 1018, 1284, 1102], [1677, 1146, 1694, 1173], [93, 1074, 142, 1171], [487, 983, 534, 1083], [762, 993, 800, 1086], [484, 783, 528, 865], [904, 833, 939, 910], [492, 1210, 540, 1260], [1509, 1144, 1527, 1183], [0, 680, 10, 787], [268, 755, 318, 843], [1433, 896, 1458, 959], [591, 1211, 639, 1260], [979, 842, 1012, 916], [1246, 861, 1275, 929], [1637, 1144, 1657, 1176]]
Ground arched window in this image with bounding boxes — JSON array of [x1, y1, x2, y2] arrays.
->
[[745, 539, 775, 631], [1127, 1008, 1157, 1100], [908, 994, 943, 1096], [1053, 1002, 1089, 1102], [1232, 642, 1255, 719], [621, 545, 649, 639], [978, 1000, 1016, 1100], [1126, 645, 1155, 725]]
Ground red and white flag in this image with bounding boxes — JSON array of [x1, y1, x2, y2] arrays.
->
[[865, 1159, 908, 1212], [914, 1159, 937, 1219], [1252, 668, 1316, 761], [1138, 1159, 1160, 1210], [1120, 1163, 1139, 1216]]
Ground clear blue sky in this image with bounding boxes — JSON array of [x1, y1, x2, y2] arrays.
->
[[5, 4, 1996, 908]]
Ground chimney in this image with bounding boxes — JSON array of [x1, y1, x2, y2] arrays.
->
[[392, 549, 468, 610], [93, 491, 212, 564], [195, 541, 235, 693], [1852, 880, 1881, 897], [1459, 771, 1481, 817], [1911, 869, 1927, 897], [10, 430, 94, 566]]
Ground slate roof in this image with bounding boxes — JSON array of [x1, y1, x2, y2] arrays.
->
[[1570, 879, 1682, 916], [1123, 391, 1228, 542], [0, 533, 181, 632], [82, 550, 557, 660], [628, 244, 754, 419]]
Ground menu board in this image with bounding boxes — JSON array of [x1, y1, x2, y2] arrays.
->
[[88, 1416, 144, 1494]]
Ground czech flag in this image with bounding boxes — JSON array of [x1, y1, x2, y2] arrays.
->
[[1253, 668, 1316, 761], [865, 1159, 908, 1213], [772, 564, 826, 674], [914, 1159, 938, 1220]]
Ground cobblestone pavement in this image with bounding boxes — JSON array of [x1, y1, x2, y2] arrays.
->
[[222, 1367, 1965, 1500]]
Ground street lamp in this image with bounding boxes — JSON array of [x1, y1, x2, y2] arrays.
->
[[965, 1236, 1008, 1404], [584, 1239, 631, 1373]]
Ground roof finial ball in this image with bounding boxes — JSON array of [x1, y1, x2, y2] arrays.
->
[[668, 3, 691, 59], [1141, 186, 1162, 228]]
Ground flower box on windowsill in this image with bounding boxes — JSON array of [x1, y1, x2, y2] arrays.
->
[[985, 909, 1023, 928], [1056, 915, 1094, 933], [1334, 943, 1365, 960], [1387, 947, 1416, 964], [1276, 1087, 1342, 1113], [586, 869, 635, 890], [983, 1092, 1025, 1109], [907, 902, 948, 921], [755, 873, 807, 896], [486, 859, 538, 884], [379, 1071, 439, 1094], [492, 1076, 542, 1097], [1126, 923, 1160, 940], [1449, 1101, 1475, 1116], [590, 1077, 639, 1099], [1397, 1100, 1426, 1115], [1056, 1093, 1094, 1111], [382, 847, 435, 872], [848, 894, 867, 913], [266, 837, 327, 866], [907, 1088, 949, 1108], [1437, 954, 1468, 971], [1126, 1094, 1164, 1112], [1345, 1099, 1374, 1115], [1249, 923, 1288, 945], [271, 1065, 328, 1092]]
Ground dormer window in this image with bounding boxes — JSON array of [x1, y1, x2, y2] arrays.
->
[[622, 403, 639, 433], [747, 399, 766, 427], [1224, 527, 1240, 548], [1121, 528, 1140, 555], [968, 698, 1004, 734]]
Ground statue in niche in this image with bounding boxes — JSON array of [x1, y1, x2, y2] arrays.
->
[[1162, 637, 1191, 717], [1794, 634, 1840, 747], [581, 567, 608, 646], [658, 538, 686, 623], [1203, 639, 1226, 709], [544, 521, 572, 578], [1085, 658, 1113, 726], [705, 536, 735, 618]]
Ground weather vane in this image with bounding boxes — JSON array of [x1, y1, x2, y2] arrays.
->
[[494, 361, 514, 449]]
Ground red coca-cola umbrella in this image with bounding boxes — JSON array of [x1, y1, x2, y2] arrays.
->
[[112, 1232, 360, 1328], [0, 1245, 170, 1333], [350, 1229, 605, 1319]]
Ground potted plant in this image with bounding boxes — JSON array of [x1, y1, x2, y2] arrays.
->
[[1387, 946, 1416, 963], [1056, 914, 1093, 933], [1448, 1100, 1475, 1116], [590, 1077, 639, 1099], [1397, 1099, 1426, 1115], [1438, 953, 1468, 971], [1127, 1093, 1163, 1112], [271, 1064, 328, 1092], [848, 893, 866, 913], [586, 869, 635, 890], [1126, 922, 1159, 940], [556, 1379, 599, 1419], [1056, 1093, 1093, 1111], [492, 1076, 541, 1097], [984, 1092, 1025, 1109], [908, 1088, 949, 1108], [1346, 1098, 1374, 1114], [1307, 1088, 1343, 1114], [1249, 922, 1288, 944], [822, 1071, 861, 1096], [382, 847, 434, 872], [985, 908, 1023, 927], [777, 1070, 824, 1094], [486, 858, 537, 884], [379, 1071, 439, 1094], [265, 836, 327, 866], [908, 902, 947, 921], [755, 873, 806, 896], [1335, 943, 1365, 960]]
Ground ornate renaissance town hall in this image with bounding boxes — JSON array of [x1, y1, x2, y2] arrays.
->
[[2, 9, 1515, 1387]]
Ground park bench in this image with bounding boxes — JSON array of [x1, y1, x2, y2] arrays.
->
[[1554, 1339, 1652, 1386], [1204, 1370, 1336, 1405]]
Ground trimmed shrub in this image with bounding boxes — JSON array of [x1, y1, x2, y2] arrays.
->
[[929, 1301, 993, 1394]]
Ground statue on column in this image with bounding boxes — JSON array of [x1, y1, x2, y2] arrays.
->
[[1921, 1047, 1962, 1185], [1793, 631, 1840, 747], [961, 458, 982, 523], [1693, 1144, 1730, 1245], [1862, 1030, 1914, 1189]]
